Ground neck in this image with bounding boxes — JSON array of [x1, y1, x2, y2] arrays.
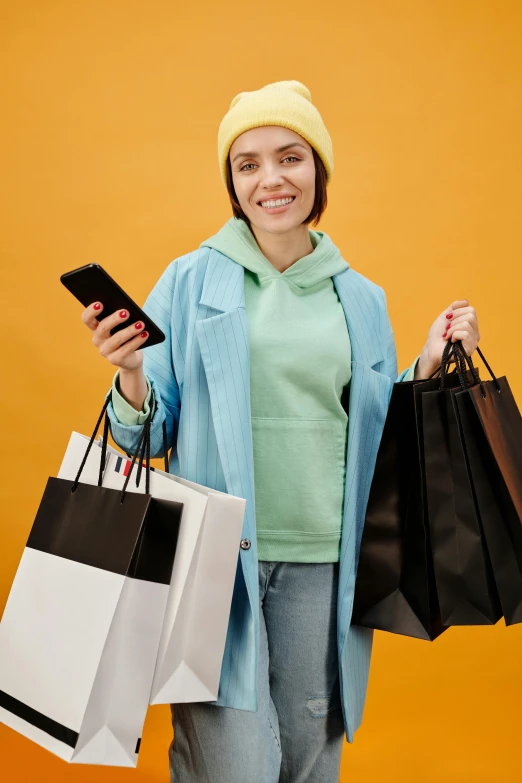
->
[[248, 222, 314, 273]]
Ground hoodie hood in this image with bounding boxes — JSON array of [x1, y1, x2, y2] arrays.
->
[[200, 217, 349, 289]]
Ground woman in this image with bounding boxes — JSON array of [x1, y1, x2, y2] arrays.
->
[[81, 80, 480, 783]]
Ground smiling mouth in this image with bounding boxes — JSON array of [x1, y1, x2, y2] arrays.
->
[[257, 196, 296, 209]]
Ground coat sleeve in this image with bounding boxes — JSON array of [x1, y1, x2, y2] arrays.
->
[[104, 259, 181, 459], [379, 286, 421, 384]]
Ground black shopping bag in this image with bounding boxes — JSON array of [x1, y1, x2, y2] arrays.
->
[[451, 342, 522, 625], [421, 339, 503, 626], [0, 390, 183, 766], [352, 354, 468, 640]]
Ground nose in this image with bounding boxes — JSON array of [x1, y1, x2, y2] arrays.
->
[[259, 164, 286, 189], [260, 179, 286, 196]]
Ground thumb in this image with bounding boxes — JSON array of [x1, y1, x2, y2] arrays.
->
[[448, 298, 469, 311]]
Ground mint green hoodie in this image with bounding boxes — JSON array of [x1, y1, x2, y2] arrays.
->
[[111, 218, 419, 562], [199, 217, 352, 561]]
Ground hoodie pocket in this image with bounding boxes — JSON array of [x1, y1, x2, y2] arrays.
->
[[251, 417, 347, 535]]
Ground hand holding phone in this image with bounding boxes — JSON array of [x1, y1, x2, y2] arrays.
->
[[61, 263, 165, 374], [81, 301, 149, 373]]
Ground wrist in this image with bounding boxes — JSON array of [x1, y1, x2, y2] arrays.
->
[[117, 367, 148, 411], [118, 365, 144, 380], [414, 346, 439, 380]]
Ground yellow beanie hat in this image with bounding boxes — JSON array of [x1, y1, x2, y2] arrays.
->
[[218, 80, 334, 187]]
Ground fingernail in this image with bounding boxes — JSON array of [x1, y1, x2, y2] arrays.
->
[[446, 313, 453, 320], [443, 332, 448, 338], [134, 322, 143, 330], [93, 302, 101, 311], [119, 310, 127, 318], [140, 331, 148, 338]]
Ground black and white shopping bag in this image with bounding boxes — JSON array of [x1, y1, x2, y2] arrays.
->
[[70, 425, 247, 705], [0, 391, 183, 766]]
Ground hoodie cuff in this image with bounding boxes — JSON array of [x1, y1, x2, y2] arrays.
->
[[111, 370, 153, 426], [402, 355, 421, 382]]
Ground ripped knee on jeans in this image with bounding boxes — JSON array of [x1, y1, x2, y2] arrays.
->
[[306, 693, 340, 719]]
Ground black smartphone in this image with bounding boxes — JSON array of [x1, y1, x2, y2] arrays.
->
[[60, 263, 166, 349]]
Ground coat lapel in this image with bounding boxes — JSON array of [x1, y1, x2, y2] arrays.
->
[[332, 266, 385, 368], [194, 250, 257, 558], [332, 268, 391, 657]]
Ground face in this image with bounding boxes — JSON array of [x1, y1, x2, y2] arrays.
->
[[229, 126, 316, 234]]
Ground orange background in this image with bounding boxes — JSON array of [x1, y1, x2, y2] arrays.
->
[[1, 1, 521, 781]]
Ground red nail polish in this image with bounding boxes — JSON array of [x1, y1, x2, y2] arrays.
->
[[134, 322, 143, 329], [93, 302, 101, 311], [140, 331, 148, 338], [446, 313, 453, 319], [443, 332, 448, 338], [119, 310, 127, 318]]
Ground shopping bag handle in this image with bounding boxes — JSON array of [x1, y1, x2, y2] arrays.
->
[[70, 388, 155, 502], [450, 341, 501, 399], [161, 418, 170, 472], [426, 339, 499, 395], [436, 338, 477, 391], [120, 404, 153, 500], [426, 348, 460, 380], [124, 402, 170, 475], [117, 392, 171, 483]]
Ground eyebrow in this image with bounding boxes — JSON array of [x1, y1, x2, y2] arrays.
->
[[231, 142, 308, 165]]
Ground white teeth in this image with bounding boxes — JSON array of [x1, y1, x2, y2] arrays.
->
[[260, 197, 294, 208]]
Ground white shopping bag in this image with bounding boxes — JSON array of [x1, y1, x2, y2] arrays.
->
[[61, 431, 246, 705], [0, 419, 183, 766]]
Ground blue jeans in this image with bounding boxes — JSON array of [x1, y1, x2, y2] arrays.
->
[[169, 560, 345, 783]]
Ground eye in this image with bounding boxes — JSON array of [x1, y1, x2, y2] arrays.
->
[[239, 156, 301, 172]]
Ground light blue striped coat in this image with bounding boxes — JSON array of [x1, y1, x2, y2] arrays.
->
[[105, 246, 415, 743]]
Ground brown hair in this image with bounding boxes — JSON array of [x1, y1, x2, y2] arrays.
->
[[225, 146, 328, 229]]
